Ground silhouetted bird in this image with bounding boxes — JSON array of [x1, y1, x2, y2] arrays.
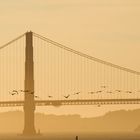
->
[[96, 90, 102, 93], [9, 92, 16, 96], [64, 95, 70, 99], [20, 90, 30, 93], [34, 95, 39, 98], [73, 92, 80, 95], [28, 91, 40, 99], [88, 92, 95, 94], [12, 90, 19, 94], [101, 86, 107, 88], [126, 91, 132, 93], [48, 95, 53, 98], [27, 92, 39, 98], [9, 90, 19, 95], [115, 90, 121, 92], [29, 92, 34, 94]]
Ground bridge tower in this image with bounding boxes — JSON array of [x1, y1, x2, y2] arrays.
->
[[23, 31, 36, 135]]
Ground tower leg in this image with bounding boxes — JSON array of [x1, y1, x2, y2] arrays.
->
[[23, 31, 36, 135], [23, 101, 36, 135]]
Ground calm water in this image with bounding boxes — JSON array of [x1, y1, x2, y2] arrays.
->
[[1, 132, 140, 140]]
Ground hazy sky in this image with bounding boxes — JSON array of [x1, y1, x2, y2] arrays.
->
[[0, 0, 140, 117], [0, 0, 140, 70]]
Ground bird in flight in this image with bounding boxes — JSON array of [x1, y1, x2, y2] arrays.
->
[[126, 91, 132, 94], [20, 90, 30, 93], [9, 92, 16, 96], [101, 86, 107, 89], [29, 92, 39, 99], [9, 90, 19, 95], [96, 91, 102, 93], [73, 92, 80, 95], [88, 92, 96, 94], [34, 95, 39, 98], [48, 95, 53, 98], [115, 90, 121, 92], [29, 92, 34, 94], [12, 90, 19, 94], [28, 91, 39, 98], [64, 95, 70, 99]]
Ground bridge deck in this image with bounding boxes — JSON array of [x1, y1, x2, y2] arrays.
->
[[1, 99, 140, 107]]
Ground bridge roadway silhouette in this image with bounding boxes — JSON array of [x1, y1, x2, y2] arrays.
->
[[0, 31, 140, 135], [1, 98, 140, 107]]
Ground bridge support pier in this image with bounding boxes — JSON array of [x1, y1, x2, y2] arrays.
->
[[23, 31, 36, 135], [23, 102, 36, 135]]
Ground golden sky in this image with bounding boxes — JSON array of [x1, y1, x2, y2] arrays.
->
[[0, 0, 140, 117]]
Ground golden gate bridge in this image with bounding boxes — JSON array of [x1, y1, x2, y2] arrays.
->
[[0, 31, 140, 135]]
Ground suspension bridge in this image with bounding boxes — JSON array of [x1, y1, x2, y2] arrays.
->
[[0, 31, 140, 135]]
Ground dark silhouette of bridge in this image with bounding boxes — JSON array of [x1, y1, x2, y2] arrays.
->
[[0, 31, 140, 135]]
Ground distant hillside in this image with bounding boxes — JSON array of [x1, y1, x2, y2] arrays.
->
[[0, 109, 140, 133]]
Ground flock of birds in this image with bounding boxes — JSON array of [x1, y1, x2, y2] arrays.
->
[[9, 90, 81, 99], [61, 85, 139, 99], [9, 85, 140, 99], [9, 90, 40, 98]]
